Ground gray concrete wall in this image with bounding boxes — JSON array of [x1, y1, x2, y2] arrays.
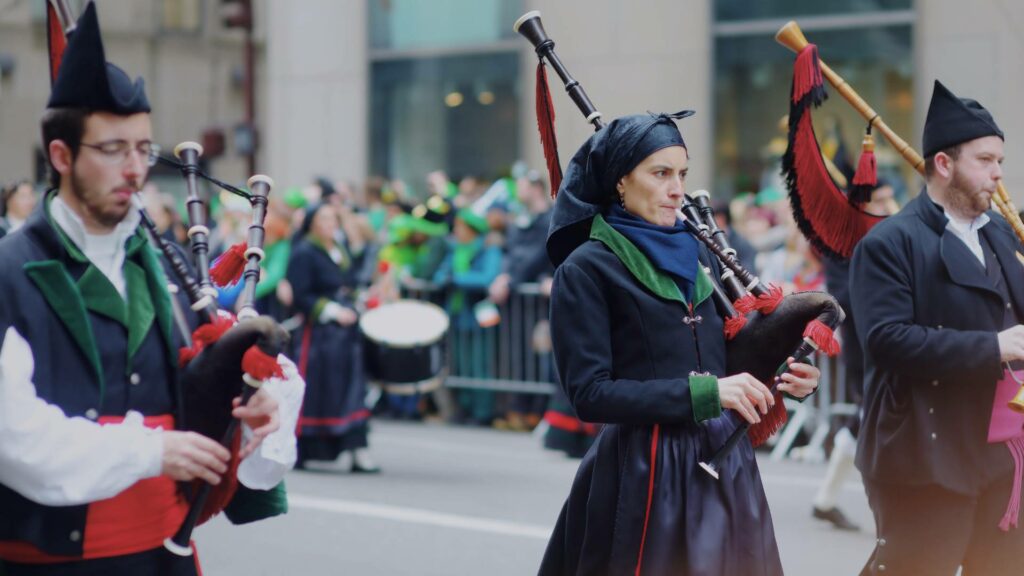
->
[[915, 0, 1023, 197], [265, 0, 368, 191], [0, 0, 257, 187], [518, 0, 713, 193]]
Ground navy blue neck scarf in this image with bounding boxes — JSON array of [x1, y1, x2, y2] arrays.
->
[[605, 204, 700, 298]]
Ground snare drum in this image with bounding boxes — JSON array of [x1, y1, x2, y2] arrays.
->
[[359, 300, 449, 392]]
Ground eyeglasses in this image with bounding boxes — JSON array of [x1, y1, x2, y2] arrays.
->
[[79, 140, 161, 167]]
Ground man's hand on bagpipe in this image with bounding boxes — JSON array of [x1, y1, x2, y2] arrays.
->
[[161, 431, 231, 485], [232, 388, 280, 460]]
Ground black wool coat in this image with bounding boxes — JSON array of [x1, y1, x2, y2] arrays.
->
[[850, 191, 1022, 494], [540, 217, 781, 576]]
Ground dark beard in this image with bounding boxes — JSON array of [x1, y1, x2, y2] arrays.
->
[[945, 168, 990, 219], [69, 170, 129, 229]]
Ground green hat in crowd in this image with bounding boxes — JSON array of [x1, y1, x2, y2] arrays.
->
[[284, 186, 308, 209], [409, 197, 450, 237], [456, 208, 489, 235], [755, 186, 785, 206]]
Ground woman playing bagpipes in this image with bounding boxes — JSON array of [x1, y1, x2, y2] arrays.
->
[[539, 110, 821, 576]]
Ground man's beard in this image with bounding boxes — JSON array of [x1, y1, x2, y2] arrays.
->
[[69, 170, 134, 229], [945, 167, 991, 219]]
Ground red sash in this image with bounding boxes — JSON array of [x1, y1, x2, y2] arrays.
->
[[0, 414, 189, 563]]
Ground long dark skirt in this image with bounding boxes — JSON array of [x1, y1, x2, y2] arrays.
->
[[295, 320, 370, 463], [539, 414, 782, 576]]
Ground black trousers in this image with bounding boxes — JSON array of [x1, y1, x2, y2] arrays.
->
[[3, 545, 199, 576], [861, 477, 1024, 576]]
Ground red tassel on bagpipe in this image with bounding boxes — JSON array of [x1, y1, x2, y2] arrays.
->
[[748, 392, 788, 448], [848, 131, 878, 205], [209, 242, 248, 287], [241, 345, 284, 381], [782, 43, 885, 260], [732, 284, 784, 316], [723, 315, 747, 341], [803, 318, 841, 357], [178, 315, 235, 366], [536, 61, 563, 198]]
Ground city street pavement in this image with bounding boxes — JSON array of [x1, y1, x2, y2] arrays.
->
[[197, 420, 874, 575]]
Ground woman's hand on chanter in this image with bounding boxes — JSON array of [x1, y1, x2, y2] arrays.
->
[[717, 373, 774, 425], [776, 356, 820, 399]]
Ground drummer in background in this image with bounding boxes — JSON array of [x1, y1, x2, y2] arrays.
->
[[287, 203, 379, 473], [433, 208, 503, 426]]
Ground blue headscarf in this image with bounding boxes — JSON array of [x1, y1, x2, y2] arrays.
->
[[546, 110, 695, 266]]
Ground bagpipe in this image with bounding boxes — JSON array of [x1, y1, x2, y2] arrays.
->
[[514, 11, 844, 479], [46, 0, 287, 556], [775, 21, 1024, 413]]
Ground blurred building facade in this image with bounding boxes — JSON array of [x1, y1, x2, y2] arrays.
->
[[0, 0, 1020, 200]]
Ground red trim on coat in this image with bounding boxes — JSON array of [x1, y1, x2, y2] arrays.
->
[[542, 410, 598, 435], [0, 415, 189, 564], [634, 424, 660, 576], [298, 323, 313, 378], [299, 409, 371, 428]]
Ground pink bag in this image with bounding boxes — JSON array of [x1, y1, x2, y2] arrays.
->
[[988, 370, 1024, 443], [988, 369, 1024, 531]]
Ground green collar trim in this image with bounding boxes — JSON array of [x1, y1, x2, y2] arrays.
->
[[43, 190, 175, 371], [589, 214, 712, 307], [23, 260, 106, 399]]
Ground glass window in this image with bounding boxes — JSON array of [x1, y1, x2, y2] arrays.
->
[[715, 0, 912, 21], [369, 0, 523, 51], [713, 25, 914, 200], [370, 52, 519, 195]]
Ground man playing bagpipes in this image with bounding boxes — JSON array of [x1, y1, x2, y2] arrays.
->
[[850, 80, 1024, 575], [0, 4, 303, 575]]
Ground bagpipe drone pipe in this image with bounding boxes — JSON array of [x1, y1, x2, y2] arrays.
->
[[514, 10, 845, 479]]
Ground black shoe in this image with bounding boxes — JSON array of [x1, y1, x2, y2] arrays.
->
[[812, 506, 860, 531]]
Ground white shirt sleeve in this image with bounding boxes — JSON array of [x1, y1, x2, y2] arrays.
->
[[0, 326, 164, 506], [237, 353, 305, 490]]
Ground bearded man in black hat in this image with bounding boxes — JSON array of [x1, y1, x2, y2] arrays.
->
[[0, 4, 302, 575], [851, 80, 1021, 575]]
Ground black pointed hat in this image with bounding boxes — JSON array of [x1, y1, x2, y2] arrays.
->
[[922, 80, 1002, 158], [47, 3, 150, 113]]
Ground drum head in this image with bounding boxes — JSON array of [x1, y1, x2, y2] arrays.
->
[[359, 299, 450, 348]]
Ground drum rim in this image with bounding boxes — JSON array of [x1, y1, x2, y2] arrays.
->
[[369, 370, 447, 395], [359, 299, 450, 348]]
